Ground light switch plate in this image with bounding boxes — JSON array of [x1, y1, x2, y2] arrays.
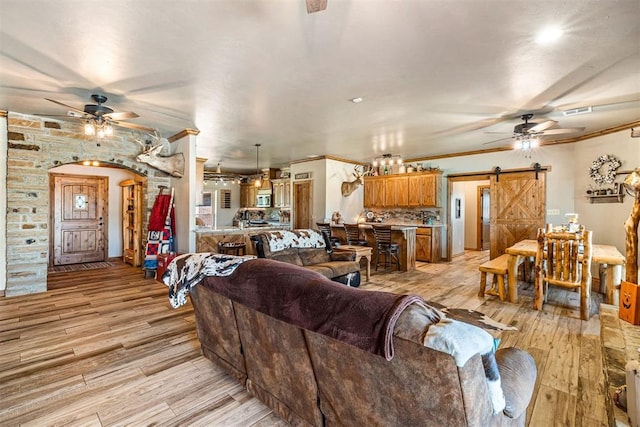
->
[[547, 209, 560, 215]]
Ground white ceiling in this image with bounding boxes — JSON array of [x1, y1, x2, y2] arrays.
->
[[1, 0, 639, 173]]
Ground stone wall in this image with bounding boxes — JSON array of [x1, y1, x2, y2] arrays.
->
[[5, 113, 171, 296]]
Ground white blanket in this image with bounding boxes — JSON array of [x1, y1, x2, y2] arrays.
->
[[163, 253, 255, 308], [423, 316, 506, 414]]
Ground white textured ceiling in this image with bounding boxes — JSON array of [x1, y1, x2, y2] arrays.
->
[[1, 0, 639, 172]]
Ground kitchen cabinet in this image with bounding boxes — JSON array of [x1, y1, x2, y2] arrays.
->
[[408, 173, 440, 207], [415, 226, 442, 263], [384, 176, 409, 207], [240, 183, 257, 208], [272, 179, 291, 208], [364, 171, 441, 208], [364, 176, 386, 207], [120, 179, 143, 266]]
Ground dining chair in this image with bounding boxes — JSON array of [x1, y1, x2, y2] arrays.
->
[[371, 224, 400, 271], [343, 223, 368, 246], [534, 228, 593, 320], [316, 222, 341, 246]]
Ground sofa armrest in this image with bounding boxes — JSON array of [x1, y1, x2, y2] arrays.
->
[[330, 251, 356, 262], [495, 347, 537, 419]]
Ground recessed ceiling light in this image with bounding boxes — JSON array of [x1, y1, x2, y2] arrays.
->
[[350, 97, 363, 103], [536, 26, 564, 44]]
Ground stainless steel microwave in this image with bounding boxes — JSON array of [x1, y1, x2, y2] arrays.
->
[[256, 194, 271, 207]]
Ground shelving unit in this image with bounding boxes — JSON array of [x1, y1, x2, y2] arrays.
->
[[120, 179, 143, 266], [586, 193, 624, 203]]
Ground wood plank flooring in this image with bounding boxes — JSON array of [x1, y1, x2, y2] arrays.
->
[[0, 251, 608, 426]]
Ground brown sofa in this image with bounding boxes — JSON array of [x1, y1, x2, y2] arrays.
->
[[184, 257, 537, 426], [251, 228, 361, 287]]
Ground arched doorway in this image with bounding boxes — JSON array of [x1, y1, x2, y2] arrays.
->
[[48, 163, 147, 270]]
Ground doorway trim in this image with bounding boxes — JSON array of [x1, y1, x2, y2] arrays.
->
[[446, 165, 551, 261], [477, 185, 490, 251]]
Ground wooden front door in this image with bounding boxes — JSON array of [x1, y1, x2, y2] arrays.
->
[[293, 181, 312, 229], [490, 171, 545, 259], [51, 174, 108, 265]]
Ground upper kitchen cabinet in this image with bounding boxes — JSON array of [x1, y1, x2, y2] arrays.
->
[[272, 179, 291, 208], [240, 183, 257, 208], [364, 171, 441, 208], [364, 176, 386, 207], [408, 173, 441, 207], [384, 176, 409, 207]]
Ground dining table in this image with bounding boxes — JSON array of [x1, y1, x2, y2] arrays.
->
[[505, 239, 625, 305]]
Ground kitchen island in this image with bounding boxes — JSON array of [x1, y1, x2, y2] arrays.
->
[[196, 223, 291, 255], [331, 224, 417, 272]]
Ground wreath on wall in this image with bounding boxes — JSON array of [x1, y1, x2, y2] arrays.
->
[[589, 154, 621, 185]]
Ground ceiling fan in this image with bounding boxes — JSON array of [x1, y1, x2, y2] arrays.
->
[[483, 113, 585, 146], [39, 94, 156, 134]]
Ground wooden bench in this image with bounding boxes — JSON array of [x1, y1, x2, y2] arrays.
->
[[478, 254, 525, 301]]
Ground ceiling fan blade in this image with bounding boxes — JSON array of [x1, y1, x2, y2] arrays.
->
[[45, 98, 90, 116], [306, 0, 327, 13], [34, 113, 82, 118], [105, 111, 139, 120], [541, 127, 585, 135], [529, 120, 557, 133], [482, 136, 512, 146], [111, 120, 156, 133]]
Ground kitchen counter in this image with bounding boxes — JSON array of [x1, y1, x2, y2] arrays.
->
[[330, 223, 416, 271], [195, 224, 291, 254]]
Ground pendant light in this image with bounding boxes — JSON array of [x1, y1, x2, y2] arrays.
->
[[254, 144, 262, 187]]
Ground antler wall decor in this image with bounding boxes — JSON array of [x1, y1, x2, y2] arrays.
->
[[135, 138, 185, 178], [341, 165, 372, 197]]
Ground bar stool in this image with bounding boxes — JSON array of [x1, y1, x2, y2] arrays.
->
[[371, 224, 400, 271], [344, 223, 368, 246], [316, 222, 341, 246], [218, 241, 246, 256]]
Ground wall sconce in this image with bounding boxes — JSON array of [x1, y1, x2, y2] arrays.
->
[[372, 153, 402, 167]]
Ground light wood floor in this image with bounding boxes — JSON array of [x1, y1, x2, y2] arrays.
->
[[0, 251, 608, 426]]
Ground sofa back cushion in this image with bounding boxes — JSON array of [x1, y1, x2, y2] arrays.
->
[[190, 283, 247, 384], [298, 247, 331, 265], [234, 303, 323, 426], [267, 249, 304, 266], [305, 330, 469, 426], [258, 229, 326, 255]]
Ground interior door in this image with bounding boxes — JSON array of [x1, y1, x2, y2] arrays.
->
[[52, 174, 108, 265], [490, 171, 545, 259], [293, 181, 312, 229]]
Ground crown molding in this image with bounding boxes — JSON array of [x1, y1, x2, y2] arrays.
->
[[168, 128, 200, 143]]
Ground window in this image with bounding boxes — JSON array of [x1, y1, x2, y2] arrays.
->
[[220, 190, 231, 209]]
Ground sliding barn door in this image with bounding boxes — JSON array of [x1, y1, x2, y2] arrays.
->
[[490, 171, 546, 259]]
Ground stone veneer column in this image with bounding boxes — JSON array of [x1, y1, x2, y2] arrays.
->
[[0, 111, 7, 296], [5, 113, 172, 296]]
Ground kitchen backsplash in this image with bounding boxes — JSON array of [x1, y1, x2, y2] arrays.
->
[[233, 207, 290, 223], [363, 208, 441, 224]]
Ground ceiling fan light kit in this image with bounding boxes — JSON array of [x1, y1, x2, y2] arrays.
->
[[41, 94, 156, 139]]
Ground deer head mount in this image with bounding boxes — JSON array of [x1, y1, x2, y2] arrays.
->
[[135, 138, 185, 178], [341, 165, 372, 197]]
